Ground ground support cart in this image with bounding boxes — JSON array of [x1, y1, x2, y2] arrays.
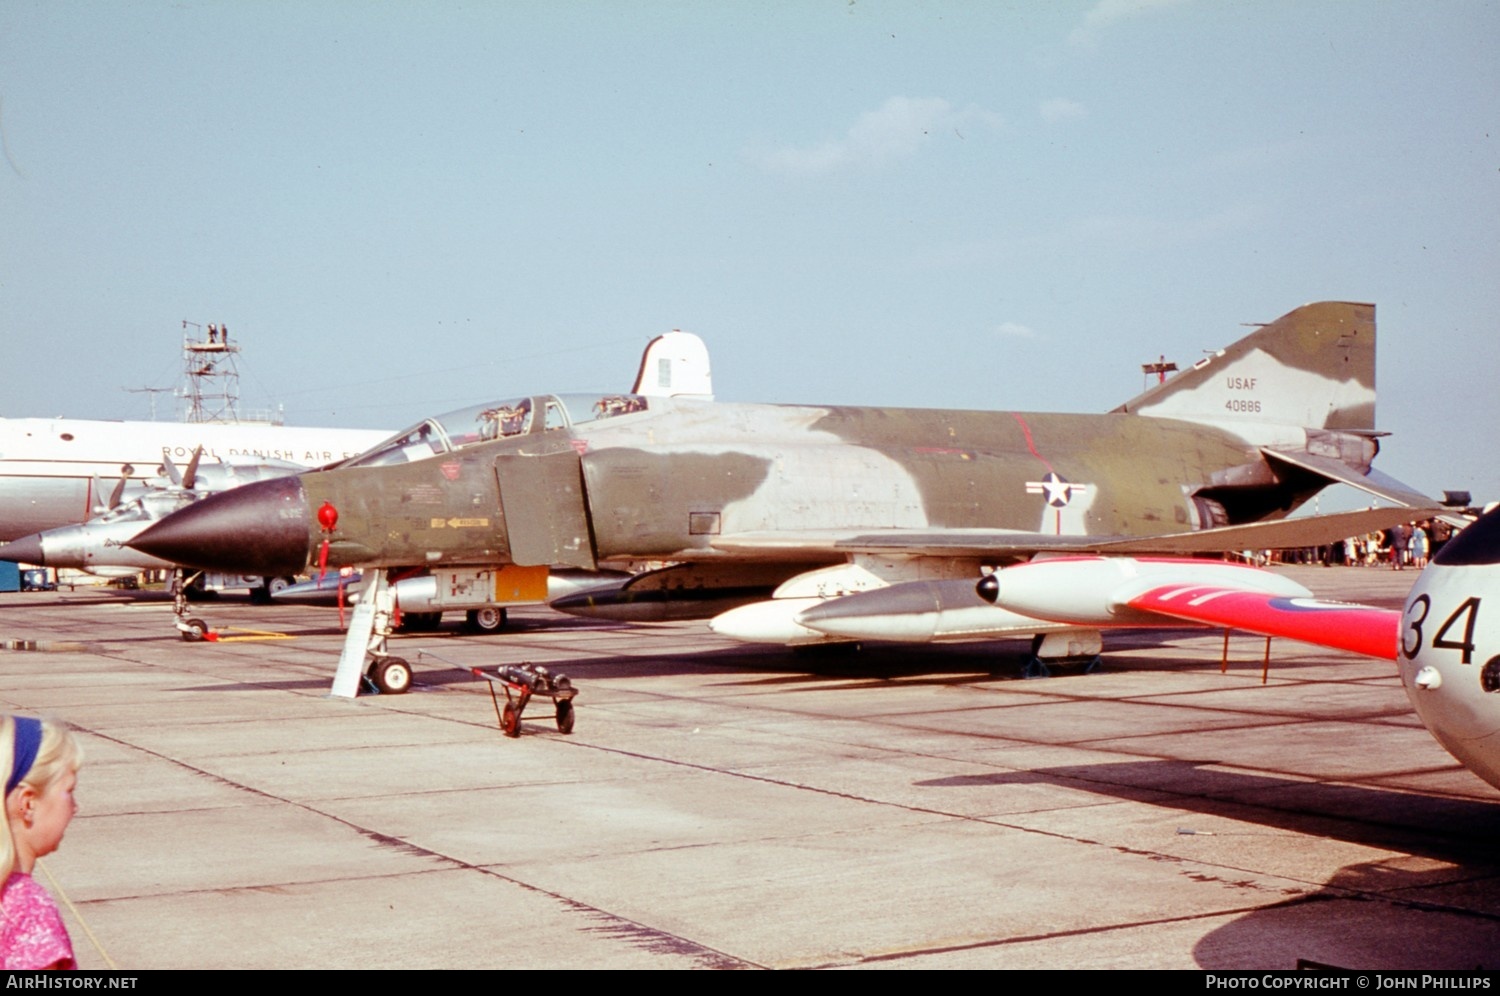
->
[[473, 663, 577, 737]]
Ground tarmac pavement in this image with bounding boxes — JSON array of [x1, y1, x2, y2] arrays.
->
[[0, 565, 1495, 969]]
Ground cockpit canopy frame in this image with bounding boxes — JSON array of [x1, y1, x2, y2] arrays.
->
[[339, 393, 650, 469]]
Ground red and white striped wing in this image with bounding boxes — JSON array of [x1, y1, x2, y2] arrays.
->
[[1126, 585, 1400, 661]]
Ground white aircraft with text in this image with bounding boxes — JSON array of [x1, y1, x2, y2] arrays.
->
[[0, 417, 390, 542], [0, 329, 712, 543]]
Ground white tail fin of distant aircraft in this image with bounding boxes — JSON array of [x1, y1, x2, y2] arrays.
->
[[633, 329, 713, 400]]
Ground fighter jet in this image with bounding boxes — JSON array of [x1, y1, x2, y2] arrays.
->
[[971, 506, 1499, 793], [131, 301, 1432, 692]]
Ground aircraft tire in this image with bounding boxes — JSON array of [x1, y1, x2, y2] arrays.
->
[[250, 576, 293, 606], [180, 618, 208, 642], [464, 607, 507, 633], [369, 657, 412, 695]]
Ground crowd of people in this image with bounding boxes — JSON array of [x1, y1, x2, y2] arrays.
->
[[1245, 519, 1454, 569], [1342, 519, 1449, 570]]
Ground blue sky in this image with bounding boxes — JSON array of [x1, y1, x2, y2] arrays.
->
[[2, 1, 1496, 500]]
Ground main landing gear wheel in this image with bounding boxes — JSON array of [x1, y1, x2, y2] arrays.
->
[[367, 657, 413, 695], [555, 699, 575, 735], [250, 573, 294, 603], [251, 576, 294, 604], [502, 701, 521, 738], [180, 618, 208, 642], [464, 607, 508, 634]]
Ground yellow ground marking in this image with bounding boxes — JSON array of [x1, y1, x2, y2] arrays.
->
[[213, 627, 296, 642]]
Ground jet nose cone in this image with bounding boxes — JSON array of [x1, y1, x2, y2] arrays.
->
[[130, 477, 312, 576], [0, 534, 47, 566]]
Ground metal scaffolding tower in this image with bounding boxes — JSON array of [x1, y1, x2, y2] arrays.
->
[[176, 321, 281, 425]]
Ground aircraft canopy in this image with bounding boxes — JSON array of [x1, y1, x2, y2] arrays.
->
[[340, 393, 651, 469]]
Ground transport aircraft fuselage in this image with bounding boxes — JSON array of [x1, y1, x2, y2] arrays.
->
[[0, 417, 389, 541]]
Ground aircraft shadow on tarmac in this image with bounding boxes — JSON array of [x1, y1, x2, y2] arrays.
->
[[165, 619, 1377, 693], [1187, 852, 1498, 971], [918, 759, 1500, 853], [919, 760, 1500, 970], [559, 628, 1359, 687], [376, 634, 1228, 688], [157, 639, 1048, 695]]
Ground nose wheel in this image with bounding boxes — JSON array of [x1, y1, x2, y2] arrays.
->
[[172, 569, 218, 642], [179, 618, 210, 642], [332, 570, 423, 698], [365, 656, 413, 695]]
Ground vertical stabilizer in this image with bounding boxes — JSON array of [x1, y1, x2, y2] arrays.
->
[[1112, 301, 1375, 431], [633, 330, 714, 400]]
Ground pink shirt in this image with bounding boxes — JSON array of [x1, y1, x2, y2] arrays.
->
[[1, 873, 76, 970]]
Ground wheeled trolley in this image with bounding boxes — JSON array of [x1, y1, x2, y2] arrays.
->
[[472, 663, 577, 738]]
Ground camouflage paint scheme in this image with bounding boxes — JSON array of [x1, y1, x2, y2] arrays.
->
[[133, 302, 1422, 611]]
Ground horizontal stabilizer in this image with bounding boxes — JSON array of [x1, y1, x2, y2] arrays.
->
[[1261, 448, 1434, 508]]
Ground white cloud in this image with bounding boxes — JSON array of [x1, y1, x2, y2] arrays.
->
[[994, 321, 1039, 339], [1039, 98, 1087, 123], [1069, 0, 1192, 48], [753, 97, 1001, 176]]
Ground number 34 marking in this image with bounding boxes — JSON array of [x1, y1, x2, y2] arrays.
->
[[1402, 595, 1481, 664]]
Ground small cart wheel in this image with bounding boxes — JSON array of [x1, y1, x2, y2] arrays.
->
[[370, 657, 413, 695], [180, 618, 208, 642], [556, 699, 575, 735], [502, 701, 521, 738]]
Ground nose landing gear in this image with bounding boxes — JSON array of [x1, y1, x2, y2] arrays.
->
[[172, 569, 217, 642]]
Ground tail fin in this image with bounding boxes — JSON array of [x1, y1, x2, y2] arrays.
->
[[1112, 301, 1375, 431], [633, 329, 714, 400]]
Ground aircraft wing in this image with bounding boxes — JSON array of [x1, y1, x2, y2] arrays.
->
[[714, 546, 1407, 651], [1123, 584, 1399, 660], [710, 506, 1438, 560]]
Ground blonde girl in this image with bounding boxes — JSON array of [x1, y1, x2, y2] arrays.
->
[[1, 716, 82, 970]]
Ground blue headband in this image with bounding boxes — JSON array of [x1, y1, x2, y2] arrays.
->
[[6, 717, 43, 796]]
